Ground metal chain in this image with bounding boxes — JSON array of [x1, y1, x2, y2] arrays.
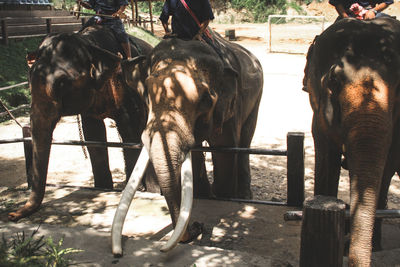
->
[[76, 114, 89, 159]]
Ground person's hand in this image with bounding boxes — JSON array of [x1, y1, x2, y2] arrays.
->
[[364, 9, 376, 20], [193, 32, 204, 41], [112, 12, 120, 18]]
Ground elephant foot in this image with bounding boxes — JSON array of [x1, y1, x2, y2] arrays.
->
[[179, 222, 204, 244], [194, 185, 214, 199], [237, 189, 253, 200], [372, 241, 382, 252], [8, 202, 40, 222], [94, 181, 113, 190]]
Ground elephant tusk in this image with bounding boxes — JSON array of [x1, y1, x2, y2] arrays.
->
[[111, 147, 150, 256], [160, 152, 193, 252]]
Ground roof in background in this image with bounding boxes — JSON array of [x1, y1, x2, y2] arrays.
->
[[0, 0, 51, 5]]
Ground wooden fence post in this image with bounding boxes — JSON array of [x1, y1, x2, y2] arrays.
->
[[1, 20, 8, 45], [300, 195, 346, 267], [134, 0, 139, 24], [22, 125, 33, 188], [286, 131, 304, 206], [46, 18, 51, 34], [148, 0, 154, 33]]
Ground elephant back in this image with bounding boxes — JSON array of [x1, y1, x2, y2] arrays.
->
[[312, 17, 400, 77], [151, 38, 224, 78], [79, 25, 153, 58]]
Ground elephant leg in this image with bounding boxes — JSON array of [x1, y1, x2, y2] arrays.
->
[[210, 120, 239, 198], [114, 117, 141, 180], [81, 116, 113, 189], [237, 99, 261, 199], [8, 106, 59, 221], [114, 116, 161, 193], [373, 165, 394, 251], [191, 150, 212, 198], [312, 115, 341, 196]]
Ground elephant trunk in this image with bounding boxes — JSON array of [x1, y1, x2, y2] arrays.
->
[[112, 102, 196, 254], [142, 124, 195, 252], [344, 111, 392, 266]]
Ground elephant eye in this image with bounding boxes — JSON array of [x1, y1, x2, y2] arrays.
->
[[55, 76, 71, 90], [198, 91, 213, 113], [327, 70, 344, 96]]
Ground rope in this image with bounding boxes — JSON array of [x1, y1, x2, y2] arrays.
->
[[0, 98, 23, 128]]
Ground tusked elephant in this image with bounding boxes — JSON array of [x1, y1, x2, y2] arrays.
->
[[303, 17, 400, 266], [8, 25, 153, 222], [111, 30, 263, 254]]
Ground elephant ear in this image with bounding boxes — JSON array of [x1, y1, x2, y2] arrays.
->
[[320, 64, 342, 127], [89, 44, 122, 89], [213, 67, 239, 134], [121, 55, 149, 98]]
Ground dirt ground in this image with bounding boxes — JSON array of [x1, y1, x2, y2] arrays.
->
[[1, 6, 400, 265]]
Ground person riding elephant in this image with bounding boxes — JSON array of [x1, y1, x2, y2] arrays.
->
[[330, 0, 393, 21], [159, 0, 233, 70], [303, 17, 400, 266], [160, 0, 213, 41], [77, 0, 132, 59], [112, 28, 263, 255], [7, 25, 153, 222]]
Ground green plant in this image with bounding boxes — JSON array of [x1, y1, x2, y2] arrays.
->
[[0, 227, 46, 267], [231, 0, 288, 22], [287, 1, 306, 15], [0, 227, 83, 267], [137, 1, 164, 15], [0, 37, 42, 113], [44, 236, 83, 267]]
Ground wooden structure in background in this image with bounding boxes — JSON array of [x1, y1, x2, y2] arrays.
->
[[0, 9, 86, 45], [130, 0, 163, 34]]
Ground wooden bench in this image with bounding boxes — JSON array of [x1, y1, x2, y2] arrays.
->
[[0, 10, 88, 44]]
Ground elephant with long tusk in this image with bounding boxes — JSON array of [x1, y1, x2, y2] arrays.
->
[[112, 29, 263, 254], [112, 148, 193, 254]]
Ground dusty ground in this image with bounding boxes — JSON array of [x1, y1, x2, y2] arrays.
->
[[1, 6, 400, 265]]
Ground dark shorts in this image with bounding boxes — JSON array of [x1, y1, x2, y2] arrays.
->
[[102, 18, 129, 43], [84, 17, 129, 43]]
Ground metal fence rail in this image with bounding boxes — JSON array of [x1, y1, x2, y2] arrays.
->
[[0, 81, 29, 92], [1, 130, 305, 207], [0, 137, 287, 155]]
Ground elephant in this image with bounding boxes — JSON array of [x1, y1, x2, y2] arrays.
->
[[111, 30, 263, 254], [8, 25, 153, 222], [303, 17, 400, 266]]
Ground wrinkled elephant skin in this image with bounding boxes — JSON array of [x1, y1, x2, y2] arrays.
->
[[122, 31, 263, 247], [303, 17, 400, 266], [8, 25, 153, 222]]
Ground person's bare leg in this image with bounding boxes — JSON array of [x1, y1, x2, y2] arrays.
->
[[121, 42, 131, 59]]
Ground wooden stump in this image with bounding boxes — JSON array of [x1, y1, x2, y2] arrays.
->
[[300, 195, 346, 267], [225, 29, 236, 41], [287, 132, 304, 206]]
